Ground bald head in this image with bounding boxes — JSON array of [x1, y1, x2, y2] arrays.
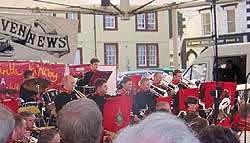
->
[[62, 75, 76, 91]]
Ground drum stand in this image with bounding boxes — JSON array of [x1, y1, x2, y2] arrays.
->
[[35, 84, 47, 127]]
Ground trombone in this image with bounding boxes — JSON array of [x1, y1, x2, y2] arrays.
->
[[150, 84, 168, 97], [73, 87, 86, 98], [160, 79, 179, 94], [180, 77, 197, 88]]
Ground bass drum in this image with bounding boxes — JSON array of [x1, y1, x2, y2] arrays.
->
[[42, 89, 58, 105], [42, 89, 58, 122]]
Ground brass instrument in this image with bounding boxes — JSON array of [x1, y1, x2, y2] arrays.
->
[[179, 78, 197, 88], [150, 85, 168, 97], [207, 89, 231, 123], [73, 88, 86, 98], [160, 79, 179, 93]]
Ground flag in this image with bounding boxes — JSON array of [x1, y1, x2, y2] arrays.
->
[[103, 96, 131, 133]]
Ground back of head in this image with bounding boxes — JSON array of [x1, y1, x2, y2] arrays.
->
[[23, 70, 33, 79], [198, 125, 240, 143], [0, 104, 15, 143], [183, 113, 199, 124], [14, 115, 25, 127], [155, 102, 170, 113], [114, 112, 200, 143], [38, 129, 58, 143], [189, 117, 209, 134], [184, 96, 198, 108], [57, 98, 103, 143]]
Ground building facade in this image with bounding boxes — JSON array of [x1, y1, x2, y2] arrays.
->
[[67, 11, 170, 71], [179, 0, 250, 68]]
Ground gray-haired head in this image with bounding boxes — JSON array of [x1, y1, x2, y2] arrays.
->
[[57, 98, 103, 143], [0, 104, 15, 143], [114, 112, 200, 143]]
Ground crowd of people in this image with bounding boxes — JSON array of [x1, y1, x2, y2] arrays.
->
[[0, 57, 249, 143]]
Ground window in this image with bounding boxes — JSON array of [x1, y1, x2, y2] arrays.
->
[[103, 15, 118, 30], [227, 9, 236, 33], [201, 13, 211, 35], [104, 43, 118, 65], [66, 12, 81, 32], [74, 48, 83, 65], [183, 63, 207, 82], [136, 12, 157, 31], [136, 44, 159, 68]]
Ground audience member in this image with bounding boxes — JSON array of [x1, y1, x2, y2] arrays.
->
[[11, 115, 27, 142], [183, 112, 199, 124], [38, 129, 60, 143], [155, 101, 171, 113], [19, 111, 37, 143], [0, 104, 15, 143], [198, 125, 240, 143], [114, 112, 200, 143], [189, 117, 209, 134], [19, 111, 36, 131], [57, 98, 103, 143]]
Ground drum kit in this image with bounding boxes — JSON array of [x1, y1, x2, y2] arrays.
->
[[0, 77, 58, 126]]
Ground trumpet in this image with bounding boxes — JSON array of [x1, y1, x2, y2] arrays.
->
[[73, 88, 86, 98]]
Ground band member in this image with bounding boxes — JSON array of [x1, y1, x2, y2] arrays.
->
[[117, 76, 133, 97], [170, 70, 187, 114], [172, 70, 182, 85], [19, 70, 36, 102], [76, 58, 100, 93], [132, 78, 157, 120], [88, 78, 110, 114], [152, 72, 163, 87], [54, 75, 78, 113]]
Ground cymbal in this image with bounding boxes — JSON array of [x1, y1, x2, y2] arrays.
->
[[0, 88, 18, 94], [33, 126, 56, 131], [23, 78, 51, 93]]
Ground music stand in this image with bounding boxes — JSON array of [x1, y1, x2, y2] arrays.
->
[[84, 71, 112, 95], [88, 71, 112, 86]]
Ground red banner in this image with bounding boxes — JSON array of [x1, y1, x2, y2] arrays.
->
[[69, 64, 91, 77], [0, 61, 65, 98], [103, 96, 131, 133], [200, 82, 236, 108]]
